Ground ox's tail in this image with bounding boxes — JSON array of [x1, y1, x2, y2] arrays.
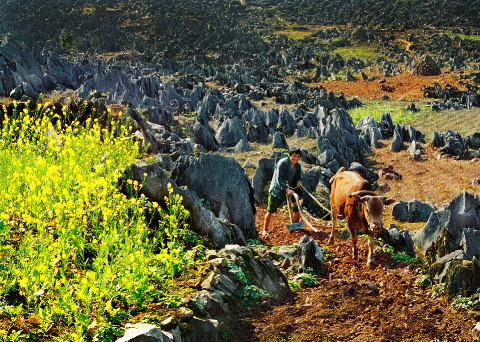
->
[[329, 166, 345, 184]]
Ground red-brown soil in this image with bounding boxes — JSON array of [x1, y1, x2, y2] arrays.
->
[[248, 207, 478, 342], [311, 73, 467, 101]]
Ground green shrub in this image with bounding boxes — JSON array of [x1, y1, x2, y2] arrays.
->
[[451, 295, 473, 310], [60, 29, 74, 51]]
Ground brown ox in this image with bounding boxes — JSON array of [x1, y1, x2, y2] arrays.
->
[[328, 167, 395, 267]]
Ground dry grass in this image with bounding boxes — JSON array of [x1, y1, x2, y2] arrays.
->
[[368, 140, 480, 209], [407, 107, 480, 139]]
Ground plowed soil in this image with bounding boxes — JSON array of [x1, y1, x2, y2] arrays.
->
[[248, 207, 477, 341], [311, 73, 467, 101]]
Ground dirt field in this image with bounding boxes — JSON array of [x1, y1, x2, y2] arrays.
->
[[312, 71, 468, 101], [245, 137, 480, 341]]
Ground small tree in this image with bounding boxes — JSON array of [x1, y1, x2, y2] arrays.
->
[[151, 19, 162, 36], [60, 29, 74, 51]]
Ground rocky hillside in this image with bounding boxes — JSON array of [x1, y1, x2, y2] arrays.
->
[[1, 0, 480, 55]]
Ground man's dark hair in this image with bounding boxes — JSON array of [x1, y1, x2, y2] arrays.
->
[[288, 146, 301, 156]]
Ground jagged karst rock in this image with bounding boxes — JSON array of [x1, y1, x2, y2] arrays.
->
[[171, 154, 256, 239], [234, 139, 251, 153], [298, 236, 324, 275], [379, 225, 415, 257], [116, 323, 173, 342], [411, 54, 441, 76], [251, 158, 276, 204], [414, 191, 480, 256], [271, 131, 289, 151], [215, 116, 247, 147], [130, 163, 246, 249], [193, 119, 221, 151]]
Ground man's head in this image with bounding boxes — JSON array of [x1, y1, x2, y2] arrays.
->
[[288, 146, 301, 164], [288, 146, 301, 156]]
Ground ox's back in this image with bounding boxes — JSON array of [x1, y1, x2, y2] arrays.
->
[[329, 168, 372, 217]]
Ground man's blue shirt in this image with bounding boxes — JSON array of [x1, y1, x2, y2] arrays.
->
[[268, 157, 303, 200]]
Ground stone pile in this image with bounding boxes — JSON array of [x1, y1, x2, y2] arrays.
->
[[432, 130, 480, 158], [414, 191, 480, 296]]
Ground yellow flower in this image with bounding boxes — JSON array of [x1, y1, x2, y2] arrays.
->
[[152, 202, 158, 208], [143, 173, 147, 178]]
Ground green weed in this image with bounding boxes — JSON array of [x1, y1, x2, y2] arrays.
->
[[289, 267, 319, 289], [431, 283, 445, 299], [415, 274, 432, 289], [451, 295, 473, 310]]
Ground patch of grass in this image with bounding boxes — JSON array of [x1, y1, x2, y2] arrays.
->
[[444, 33, 480, 42], [272, 30, 312, 40], [406, 107, 480, 139], [333, 45, 381, 61], [348, 100, 425, 125]]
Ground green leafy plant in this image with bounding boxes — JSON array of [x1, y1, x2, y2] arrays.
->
[[290, 268, 319, 288], [92, 322, 124, 342], [451, 295, 473, 310], [415, 274, 432, 289], [228, 263, 248, 286], [431, 283, 446, 299], [60, 29, 74, 51], [391, 253, 418, 265], [374, 244, 395, 256]]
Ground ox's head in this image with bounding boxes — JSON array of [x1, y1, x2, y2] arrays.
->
[[350, 194, 395, 234]]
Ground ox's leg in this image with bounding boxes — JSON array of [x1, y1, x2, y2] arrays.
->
[[328, 206, 338, 245], [367, 233, 375, 268], [347, 221, 358, 260]]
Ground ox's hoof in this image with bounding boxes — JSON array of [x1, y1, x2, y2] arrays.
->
[[367, 261, 374, 268]]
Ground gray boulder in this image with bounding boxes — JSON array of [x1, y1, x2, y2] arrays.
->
[[185, 317, 219, 342], [193, 119, 220, 151], [356, 116, 381, 148], [215, 116, 247, 147], [381, 225, 415, 257], [117, 323, 172, 342], [245, 109, 269, 142], [414, 191, 480, 255], [301, 166, 333, 215], [408, 199, 435, 223], [377, 112, 395, 139], [130, 163, 246, 249], [432, 250, 472, 284], [233, 139, 251, 153], [316, 107, 367, 172], [391, 201, 408, 222], [22, 82, 39, 101], [218, 246, 290, 303], [432, 131, 443, 147], [251, 158, 276, 204], [460, 228, 480, 258], [298, 236, 324, 275], [277, 107, 297, 136], [349, 162, 379, 185], [171, 154, 256, 239], [153, 153, 174, 171], [271, 131, 289, 151], [444, 258, 480, 296], [187, 290, 225, 318], [390, 125, 404, 152]]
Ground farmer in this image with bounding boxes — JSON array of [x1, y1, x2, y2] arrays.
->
[[261, 146, 303, 237]]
